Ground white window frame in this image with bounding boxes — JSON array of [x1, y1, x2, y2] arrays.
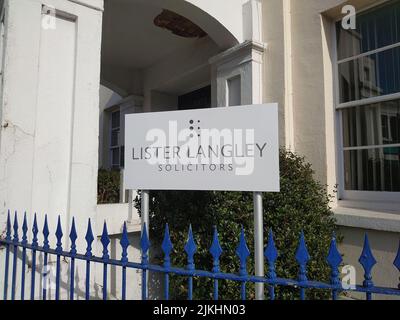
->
[[333, 0, 400, 206]]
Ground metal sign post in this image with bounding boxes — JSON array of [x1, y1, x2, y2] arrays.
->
[[253, 191, 264, 300], [141, 189, 150, 298], [141, 190, 150, 233]]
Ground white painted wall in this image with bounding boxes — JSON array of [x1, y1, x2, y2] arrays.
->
[[260, 0, 400, 296], [0, 0, 103, 299]]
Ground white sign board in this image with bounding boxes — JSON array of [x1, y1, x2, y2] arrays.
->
[[124, 104, 280, 192]]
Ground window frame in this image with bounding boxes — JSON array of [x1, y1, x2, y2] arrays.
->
[[333, 0, 400, 205]]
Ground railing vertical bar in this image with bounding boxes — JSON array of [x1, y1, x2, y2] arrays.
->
[[213, 279, 219, 301], [142, 269, 147, 300], [30, 213, 38, 300], [359, 234, 376, 301], [210, 226, 222, 301], [295, 232, 310, 301], [42, 215, 49, 301], [122, 266, 127, 300], [120, 222, 130, 301], [11, 243, 18, 300], [265, 229, 278, 301], [188, 276, 193, 300], [236, 227, 250, 301], [100, 221, 110, 301], [85, 218, 94, 301], [269, 285, 275, 301], [70, 258, 75, 300], [241, 282, 246, 301], [55, 255, 61, 300], [69, 217, 77, 301], [11, 212, 19, 301], [3, 242, 10, 300], [85, 261, 90, 300], [184, 225, 196, 301], [30, 250, 36, 300], [3, 211, 11, 300], [55, 216, 63, 300], [42, 252, 48, 300], [299, 288, 305, 301], [164, 273, 169, 300], [140, 223, 150, 301], [162, 224, 172, 301], [327, 234, 342, 301], [20, 212, 28, 300], [103, 263, 108, 301]]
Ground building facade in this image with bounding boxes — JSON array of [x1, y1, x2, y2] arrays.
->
[[0, 0, 399, 299]]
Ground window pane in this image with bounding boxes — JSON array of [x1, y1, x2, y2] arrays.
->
[[344, 147, 400, 191], [120, 146, 125, 168], [111, 129, 120, 147], [111, 111, 120, 129], [342, 100, 400, 147], [178, 86, 211, 110], [228, 75, 241, 106], [339, 47, 400, 103], [111, 148, 120, 166], [336, 0, 400, 60]]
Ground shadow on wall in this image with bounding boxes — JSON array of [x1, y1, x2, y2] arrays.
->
[[0, 234, 162, 300], [106, 233, 163, 300]]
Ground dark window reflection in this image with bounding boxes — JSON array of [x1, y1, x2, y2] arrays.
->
[[338, 47, 400, 103], [344, 147, 400, 191], [336, 0, 400, 60], [342, 100, 400, 147]]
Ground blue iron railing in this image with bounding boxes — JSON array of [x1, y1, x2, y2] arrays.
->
[[1, 211, 400, 300]]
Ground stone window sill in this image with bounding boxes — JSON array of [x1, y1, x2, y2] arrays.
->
[[333, 205, 400, 233]]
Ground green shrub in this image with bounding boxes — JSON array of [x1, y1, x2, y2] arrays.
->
[[97, 169, 120, 204], [135, 150, 339, 300]]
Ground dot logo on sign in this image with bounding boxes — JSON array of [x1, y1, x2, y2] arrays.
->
[[189, 119, 201, 138]]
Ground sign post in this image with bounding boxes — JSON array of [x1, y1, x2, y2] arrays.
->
[[141, 190, 150, 234], [253, 191, 264, 300], [140, 189, 150, 298], [124, 104, 280, 300]]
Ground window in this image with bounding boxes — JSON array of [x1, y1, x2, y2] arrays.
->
[[336, 1, 400, 199], [178, 85, 211, 110], [227, 75, 241, 106], [110, 110, 123, 169]]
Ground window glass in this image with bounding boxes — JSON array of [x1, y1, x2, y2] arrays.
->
[[342, 100, 400, 147], [338, 47, 400, 103], [178, 86, 211, 110], [111, 110, 120, 129], [111, 130, 120, 147], [228, 75, 241, 106], [336, 0, 400, 60], [111, 148, 120, 167], [344, 147, 400, 191]]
